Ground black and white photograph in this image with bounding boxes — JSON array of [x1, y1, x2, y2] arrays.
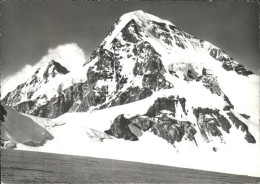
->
[[0, 1, 260, 183]]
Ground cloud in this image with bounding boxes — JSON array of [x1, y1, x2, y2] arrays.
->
[[1, 43, 87, 99], [45, 43, 87, 71], [1, 65, 34, 99]]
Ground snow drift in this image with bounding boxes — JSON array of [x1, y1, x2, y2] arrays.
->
[[0, 104, 54, 148]]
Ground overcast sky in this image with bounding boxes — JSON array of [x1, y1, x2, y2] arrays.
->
[[1, 1, 259, 80]]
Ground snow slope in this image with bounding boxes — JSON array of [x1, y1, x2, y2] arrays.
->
[[16, 94, 260, 177], [1, 104, 54, 147]]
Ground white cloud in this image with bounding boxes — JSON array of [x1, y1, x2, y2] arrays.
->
[[45, 43, 87, 71], [1, 65, 33, 99], [1, 43, 87, 99]]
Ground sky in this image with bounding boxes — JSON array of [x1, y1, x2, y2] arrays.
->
[[1, 1, 259, 87]]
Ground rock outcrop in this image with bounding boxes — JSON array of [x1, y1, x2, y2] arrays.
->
[[105, 95, 255, 148], [105, 114, 138, 141], [0, 103, 7, 123]]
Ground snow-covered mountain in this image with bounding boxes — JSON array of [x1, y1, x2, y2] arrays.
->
[[3, 10, 258, 139], [2, 58, 91, 118], [1, 10, 259, 176], [3, 10, 257, 116], [1, 43, 87, 99]]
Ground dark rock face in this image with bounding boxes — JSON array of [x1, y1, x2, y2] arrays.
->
[[192, 107, 255, 143], [108, 96, 197, 146], [240, 114, 250, 120], [64, 82, 92, 112], [32, 82, 90, 118], [174, 35, 186, 49], [84, 46, 122, 109], [209, 48, 231, 62], [202, 74, 222, 96], [245, 132, 256, 144], [201, 68, 232, 98], [168, 24, 192, 49], [152, 21, 169, 33], [227, 112, 256, 143], [132, 42, 170, 93], [0, 103, 7, 123], [145, 96, 187, 118], [105, 114, 138, 141], [2, 83, 25, 106], [28, 82, 87, 118], [7, 83, 85, 119], [178, 97, 187, 115], [193, 107, 216, 119], [133, 44, 165, 76], [215, 114, 231, 133], [15, 100, 36, 114], [234, 64, 254, 76], [208, 48, 254, 76], [145, 96, 177, 117], [223, 95, 234, 111], [131, 115, 197, 146], [193, 107, 229, 142], [143, 72, 166, 90], [76, 40, 171, 112], [151, 21, 174, 46], [87, 47, 122, 79], [43, 60, 70, 81], [87, 49, 115, 84], [107, 111, 197, 146], [194, 108, 231, 132], [152, 119, 196, 144], [169, 25, 186, 37], [32, 93, 67, 118], [130, 116, 154, 132], [121, 19, 141, 43], [108, 86, 153, 107], [1, 92, 11, 105], [222, 61, 253, 76], [227, 112, 248, 131]]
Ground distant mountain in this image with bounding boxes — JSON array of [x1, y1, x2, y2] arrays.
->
[[3, 60, 72, 117]]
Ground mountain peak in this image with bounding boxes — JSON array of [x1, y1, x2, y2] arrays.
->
[[32, 60, 70, 81], [47, 60, 70, 75], [122, 10, 145, 16], [2, 59, 71, 110], [121, 10, 175, 26], [42, 60, 69, 80]]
